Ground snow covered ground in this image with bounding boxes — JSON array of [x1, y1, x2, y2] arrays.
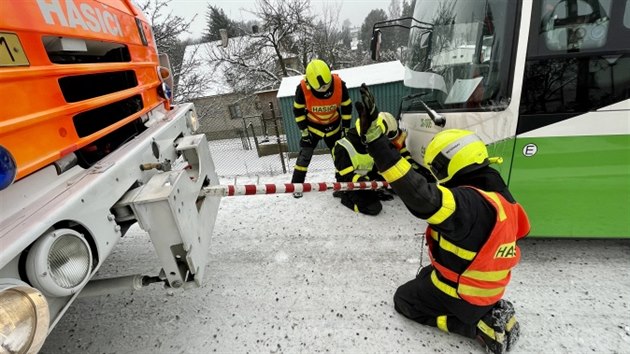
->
[[39, 152, 630, 354]]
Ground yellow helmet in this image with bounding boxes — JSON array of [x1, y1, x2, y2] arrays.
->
[[424, 129, 497, 183], [354, 112, 398, 139], [305, 59, 332, 92]]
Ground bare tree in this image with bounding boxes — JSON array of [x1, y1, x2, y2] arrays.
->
[[201, 36, 282, 94], [137, 0, 210, 102], [251, 0, 314, 77], [310, 2, 352, 69]]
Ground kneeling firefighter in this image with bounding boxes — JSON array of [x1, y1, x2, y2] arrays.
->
[[355, 83, 530, 354]]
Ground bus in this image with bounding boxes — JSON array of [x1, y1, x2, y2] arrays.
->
[[371, 0, 630, 238]]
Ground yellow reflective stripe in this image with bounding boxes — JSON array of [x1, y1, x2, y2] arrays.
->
[[506, 316, 517, 331], [437, 315, 449, 333], [477, 319, 497, 340], [400, 147, 409, 154], [353, 204, 359, 212], [338, 166, 354, 176], [294, 102, 305, 109], [322, 125, 341, 136], [438, 237, 476, 261], [380, 158, 411, 183], [458, 283, 504, 298], [462, 269, 510, 282], [352, 174, 363, 182], [431, 270, 460, 299], [478, 191, 506, 221], [307, 126, 325, 137], [341, 98, 352, 106], [295, 115, 306, 122], [342, 114, 352, 121], [294, 165, 308, 172], [426, 186, 455, 224]]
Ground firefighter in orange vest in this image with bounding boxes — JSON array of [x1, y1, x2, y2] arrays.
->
[[291, 59, 352, 198], [355, 84, 530, 354]]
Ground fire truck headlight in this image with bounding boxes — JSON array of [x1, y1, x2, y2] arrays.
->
[[26, 229, 93, 297], [186, 109, 199, 132], [0, 281, 49, 354], [0, 145, 17, 190]]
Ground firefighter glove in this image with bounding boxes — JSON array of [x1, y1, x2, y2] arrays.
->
[[356, 84, 383, 144], [360, 83, 379, 121], [377, 189, 394, 201], [300, 129, 313, 146]]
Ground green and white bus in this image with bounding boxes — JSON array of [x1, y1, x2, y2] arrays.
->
[[372, 0, 629, 238]]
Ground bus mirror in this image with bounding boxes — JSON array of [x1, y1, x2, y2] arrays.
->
[[370, 29, 382, 61]]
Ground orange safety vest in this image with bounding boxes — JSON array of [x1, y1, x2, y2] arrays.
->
[[301, 74, 343, 125], [427, 187, 530, 306]]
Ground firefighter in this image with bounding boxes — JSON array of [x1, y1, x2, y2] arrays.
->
[[355, 83, 530, 354], [331, 119, 392, 216], [291, 59, 352, 198]]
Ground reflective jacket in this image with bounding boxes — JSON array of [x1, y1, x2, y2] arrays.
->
[[301, 74, 343, 125], [334, 137, 375, 181], [427, 187, 530, 306]]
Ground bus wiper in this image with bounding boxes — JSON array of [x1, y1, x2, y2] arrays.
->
[[418, 100, 446, 127]]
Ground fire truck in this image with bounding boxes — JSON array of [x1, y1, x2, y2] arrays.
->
[[0, 1, 220, 352]]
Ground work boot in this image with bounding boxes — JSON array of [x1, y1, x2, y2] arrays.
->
[[293, 192, 303, 199], [332, 191, 344, 198], [476, 299, 517, 354]]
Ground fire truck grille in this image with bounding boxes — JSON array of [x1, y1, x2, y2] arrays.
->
[[59, 71, 138, 103], [73, 95, 144, 138]]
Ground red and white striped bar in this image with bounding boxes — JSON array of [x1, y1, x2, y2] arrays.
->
[[202, 181, 390, 197]]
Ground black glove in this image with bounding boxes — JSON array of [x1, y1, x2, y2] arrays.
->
[[360, 83, 379, 121], [300, 129, 313, 146], [355, 84, 382, 144], [377, 189, 394, 201]]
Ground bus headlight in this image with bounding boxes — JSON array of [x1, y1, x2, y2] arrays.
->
[[26, 229, 93, 297], [0, 145, 17, 190], [186, 109, 199, 132], [0, 281, 50, 354]]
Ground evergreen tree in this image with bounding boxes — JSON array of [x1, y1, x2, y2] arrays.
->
[[203, 5, 241, 42]]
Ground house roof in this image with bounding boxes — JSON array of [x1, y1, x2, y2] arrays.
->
[[276, 61, 405, 98], [180, 40, 233, 98]]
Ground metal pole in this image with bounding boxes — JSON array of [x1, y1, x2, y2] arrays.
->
[[203, 181, 390, 197], [269, 101, 287, 173]]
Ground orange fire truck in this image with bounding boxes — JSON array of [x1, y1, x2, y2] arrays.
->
[[0, 1, 220, 352]]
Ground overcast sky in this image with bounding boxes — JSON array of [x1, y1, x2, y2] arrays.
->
[[166, 0, 394, 39]]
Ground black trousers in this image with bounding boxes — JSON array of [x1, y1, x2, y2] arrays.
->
[[339, 190, 382, 215], [291, 128, 342, 184], [393, 265, 494, 338]]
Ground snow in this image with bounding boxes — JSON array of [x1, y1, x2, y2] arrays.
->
[[277, 61, 405, 98], [40, 144, 630, 354]]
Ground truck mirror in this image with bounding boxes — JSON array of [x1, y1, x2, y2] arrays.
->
[[370, 29, 382, 61]]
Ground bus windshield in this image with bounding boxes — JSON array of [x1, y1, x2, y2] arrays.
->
[[402, 0, 519, 113]]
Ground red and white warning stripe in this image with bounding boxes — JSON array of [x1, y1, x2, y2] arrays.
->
[[203, 181, 390, 197]]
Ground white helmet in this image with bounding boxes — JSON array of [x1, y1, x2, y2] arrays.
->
[[354, 111, 399, 140], [378, 112, 399, 139]]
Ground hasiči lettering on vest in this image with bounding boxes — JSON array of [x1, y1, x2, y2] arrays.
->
[[37, 0, 124, 37], [494, 242, 516, 258], [311, 105, 337, 113]]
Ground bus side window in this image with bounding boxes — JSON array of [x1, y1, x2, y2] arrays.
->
[[541, 0, 610, 51]]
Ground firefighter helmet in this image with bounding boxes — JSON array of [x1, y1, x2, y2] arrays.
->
[[424, 129, 497, 183], [305, 59, 332, 92], [354, 112, 398, 139]]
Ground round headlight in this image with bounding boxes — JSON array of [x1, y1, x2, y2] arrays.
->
[[26, 228, 93, 297], [0, 280, 49, 354], [186, 109, 199, 132], [0, 145, 17, 190]]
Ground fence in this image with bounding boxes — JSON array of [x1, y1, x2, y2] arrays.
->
[[198, 102, 335, 182]]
